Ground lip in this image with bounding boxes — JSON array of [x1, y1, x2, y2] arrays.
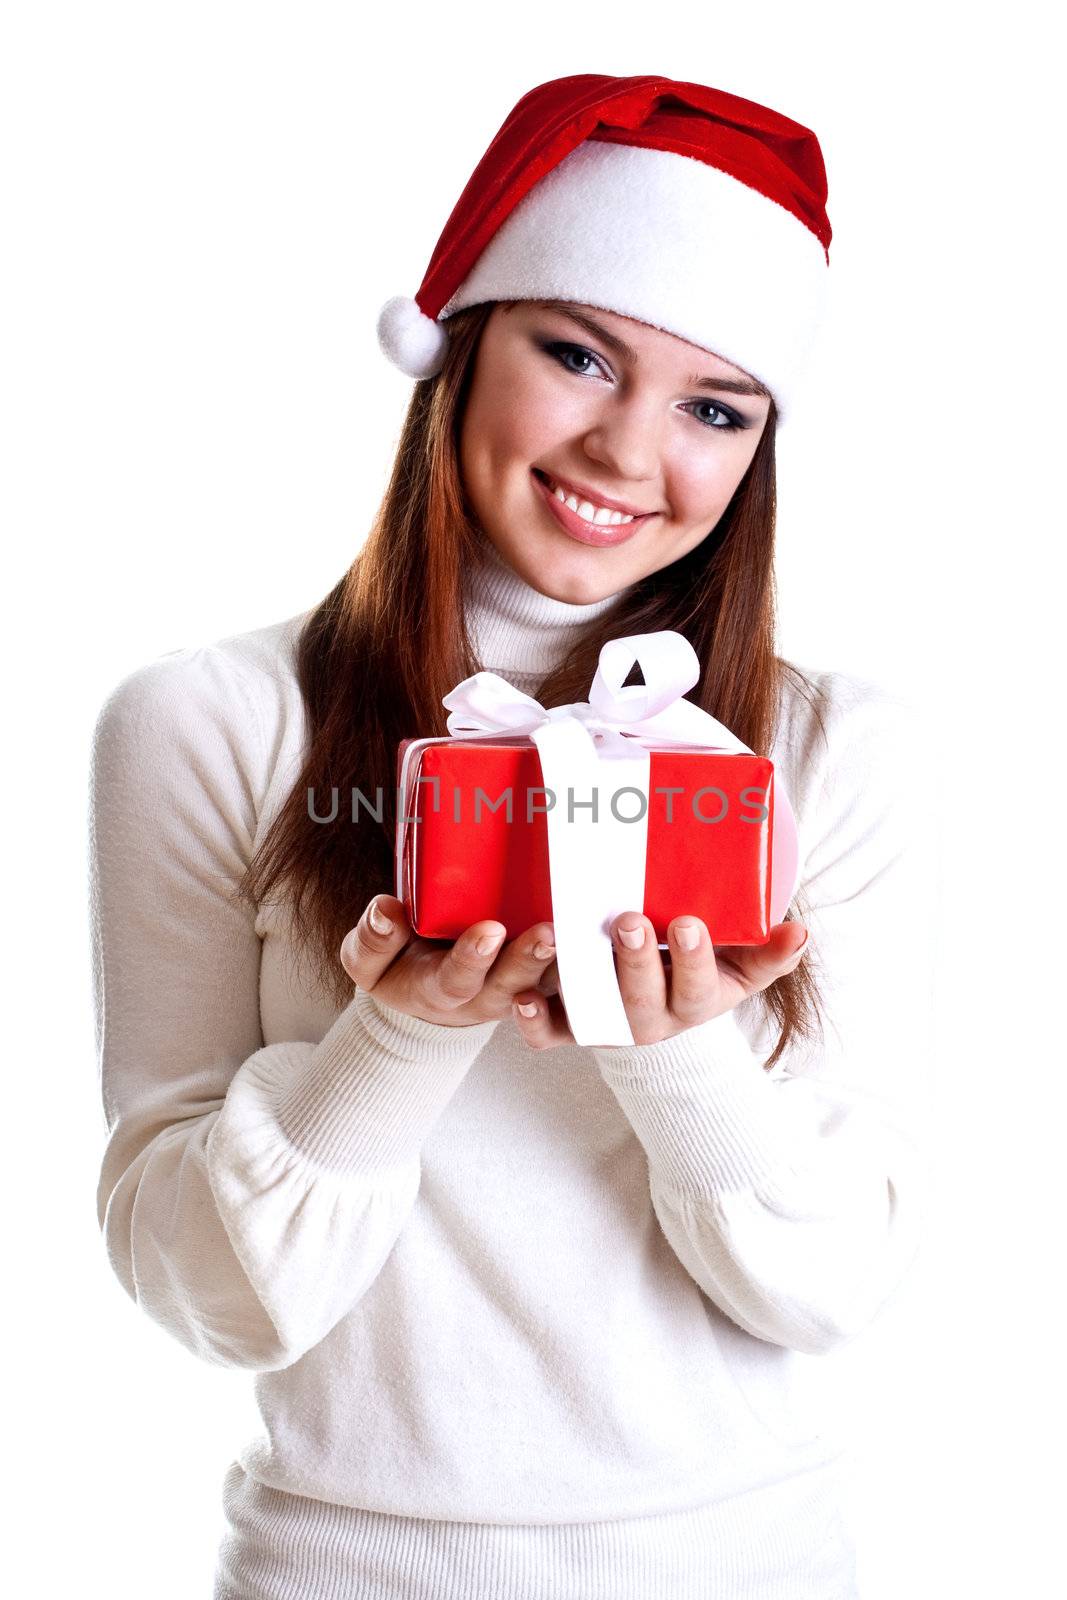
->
[[531, 469, 656, 547], [539, 469, 657, 518]]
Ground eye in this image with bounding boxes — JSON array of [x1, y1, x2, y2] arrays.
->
[[539, 338, 748, 432], [684, 400, 745, 432], [541, 340, 609, 379]]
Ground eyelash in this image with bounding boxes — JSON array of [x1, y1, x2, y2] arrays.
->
[[539, 340, 747, 432]]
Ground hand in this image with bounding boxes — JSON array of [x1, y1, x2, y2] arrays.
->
[[339, 894, 558, 1028], [510, 912, 810, 1050]]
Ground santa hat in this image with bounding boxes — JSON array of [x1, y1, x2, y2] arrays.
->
[[376, 73, 831, 423]]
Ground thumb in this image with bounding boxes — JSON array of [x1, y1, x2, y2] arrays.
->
[[715, 923, 809, 996], [340, 895, 412, 985]]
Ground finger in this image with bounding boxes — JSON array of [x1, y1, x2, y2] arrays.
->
[[481, 922, 556, 1004], [664, 917, 719, 1022], [611, 912, 666, 1020], [426, 920, 508, 1011], [339, 894, 413, 986], [511, 988, 575, 1049], [713, 923, 810, 1000], [536, 957, 559, 997]]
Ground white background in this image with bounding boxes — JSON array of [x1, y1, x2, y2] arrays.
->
[[3, 2, 1062, 1595]]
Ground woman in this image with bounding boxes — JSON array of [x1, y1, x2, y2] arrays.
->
[[90, 73, 931, 1600]]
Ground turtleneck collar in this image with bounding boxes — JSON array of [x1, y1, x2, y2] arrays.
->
[[464, 531, 631, 683]]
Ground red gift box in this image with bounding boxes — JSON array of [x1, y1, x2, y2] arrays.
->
[[395, 736, 779, 946]]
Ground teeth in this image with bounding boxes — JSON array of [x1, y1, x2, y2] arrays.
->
[[547, 477, 635, 525]]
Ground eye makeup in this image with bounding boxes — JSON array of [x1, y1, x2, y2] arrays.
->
[[534, 336, 750, 432]]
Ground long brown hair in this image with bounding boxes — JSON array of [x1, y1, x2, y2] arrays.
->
[[238, 300, 829, 1068]]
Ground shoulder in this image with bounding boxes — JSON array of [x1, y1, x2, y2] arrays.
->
[[772, 661, 924, 865], [211, 609, 311, 699], [90, 608, 312, 825], [775, 659, 918, 779], [98, 607, 306, 713], [94, 608, 308, 729]]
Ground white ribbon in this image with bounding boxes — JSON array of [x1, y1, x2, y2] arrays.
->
[[396, 630, 799, 1046]]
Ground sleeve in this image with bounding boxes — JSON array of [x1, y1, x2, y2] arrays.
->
[[591, 680, 939, 1357], [90, 645, 498, 1373]]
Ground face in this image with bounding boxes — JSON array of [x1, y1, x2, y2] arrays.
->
[[458, 299, 773, 603]]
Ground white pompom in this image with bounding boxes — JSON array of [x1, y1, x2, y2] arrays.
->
[[376, 295, 449, 379]]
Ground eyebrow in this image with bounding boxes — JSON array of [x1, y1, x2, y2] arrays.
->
[[530, 300, 771, 398]]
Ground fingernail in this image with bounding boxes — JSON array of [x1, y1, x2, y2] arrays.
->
[[617, 922, 645, 949], [368, 900, 393, 935], [515, 1000, 538, 1018], [476, 929, 505, 956], [673, 921, 699, 952], [533, 940, 555, 960]]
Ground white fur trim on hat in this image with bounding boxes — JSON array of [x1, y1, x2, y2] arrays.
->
[[438, 141, 829, 422], [376, 294, 449, 380]]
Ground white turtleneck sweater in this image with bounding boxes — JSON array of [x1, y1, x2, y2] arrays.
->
[[89, 541, 935, 1600]]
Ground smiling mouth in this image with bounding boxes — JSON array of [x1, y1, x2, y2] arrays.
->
[[530, 469, 654, 548], [532, 469, 658, 526]]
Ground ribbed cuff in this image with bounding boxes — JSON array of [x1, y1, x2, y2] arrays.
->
[[273, 988, 499, 1177], [592, 1012, 798, 1197]]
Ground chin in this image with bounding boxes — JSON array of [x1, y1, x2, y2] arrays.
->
[[539, 549, 630, 604], [495, 531, 624, 606], [543, 575, 616, 606]]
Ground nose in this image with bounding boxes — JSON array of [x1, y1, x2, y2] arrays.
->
[[580, 396, 663, 489]]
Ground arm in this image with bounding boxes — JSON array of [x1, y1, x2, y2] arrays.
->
[[591, 681, 938, 1356], [90, 644, 497, 1373]]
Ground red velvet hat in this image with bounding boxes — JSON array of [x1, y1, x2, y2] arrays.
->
[[376, 73, 832, 422]]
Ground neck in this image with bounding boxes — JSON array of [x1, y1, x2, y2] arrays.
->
[[464, 533, 630, 683]]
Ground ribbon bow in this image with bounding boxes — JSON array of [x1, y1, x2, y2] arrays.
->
[[442, 631, 750, 760], [397, 631, 796, 1046]]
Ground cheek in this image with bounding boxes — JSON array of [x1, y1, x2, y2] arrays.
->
[[670, 436, 760, 523], [462, 344, 531, 475], [462, 386, 517, 491], [670, 464, 734, 525], [491, 371, 569, 461], [494, 349, 610, 456]]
